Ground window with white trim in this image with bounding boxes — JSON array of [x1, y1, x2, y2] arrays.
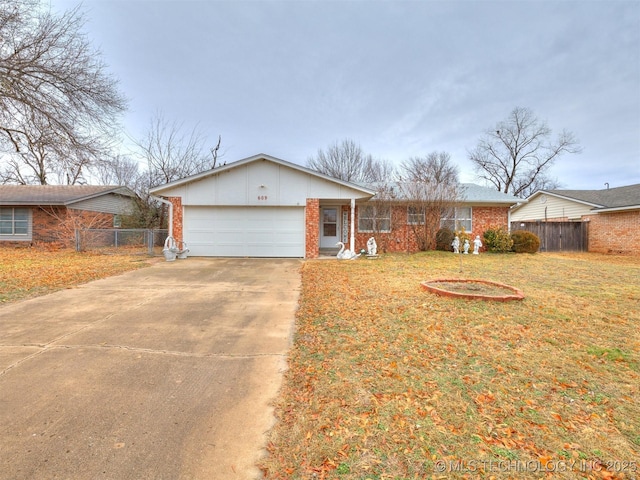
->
[[440, 207, 472, 232], [0, 207, 31, 239], [358, 205, 391, 232], [407, 206, 425, 225]]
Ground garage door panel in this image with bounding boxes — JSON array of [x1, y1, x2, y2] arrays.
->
[[184, 207, 304, 257]]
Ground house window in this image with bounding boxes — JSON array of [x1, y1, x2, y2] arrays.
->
[[440, 207, 472, 232], [358, 205, 391, 233], [407, 206, 425, 225], [0, 207, 30, 239]]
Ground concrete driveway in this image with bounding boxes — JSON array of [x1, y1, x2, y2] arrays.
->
[[0, 258, 301, 480]]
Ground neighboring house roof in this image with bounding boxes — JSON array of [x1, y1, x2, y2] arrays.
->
[[459, 183, 523, 205], [149, 153, 377, 197], [0, 185, 136, 206], [513, 183, 640, 214], [546, 184, 640, 212], [365, 182, 522, 206]]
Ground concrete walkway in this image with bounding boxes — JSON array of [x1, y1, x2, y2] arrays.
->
[[0, 258, 301, 480]]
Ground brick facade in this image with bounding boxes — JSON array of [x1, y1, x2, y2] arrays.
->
[[472, 206, 510, 238], [348, 205, 510, 254], [305, 198, 320, 258], [1, 206, 114, 248], [584, 211, 640, 255], [167, 197, 184, 243]]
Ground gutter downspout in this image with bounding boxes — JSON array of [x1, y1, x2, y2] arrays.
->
[[151, 195, 173, 239], [350, 198, 355, 254]]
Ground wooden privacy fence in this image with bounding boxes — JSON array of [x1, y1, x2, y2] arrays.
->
[[510, 221, 588, 252]]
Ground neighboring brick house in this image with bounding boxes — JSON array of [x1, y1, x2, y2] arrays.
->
[[0, 185, 137, 248], [510, 184, 640, 254], [149, 154, 522, 258]]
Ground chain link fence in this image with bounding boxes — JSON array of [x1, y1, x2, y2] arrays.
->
[[75, 229, 169, 256]]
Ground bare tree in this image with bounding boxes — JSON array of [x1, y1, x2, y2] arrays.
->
[[398, 152, 460, 251], [0, 0, 126, 184], [400, 152, 459, 184], [517, 173, 562, 198], [93, 155, 144, 192], [92, 154, 162, 227], [210, 134, 222, 169], [468, 107, 581, 198], [134, 113, 222, 228], [307, 138, 392, 183], [136, 113, 212, 188]]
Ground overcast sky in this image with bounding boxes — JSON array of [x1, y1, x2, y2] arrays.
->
[[52, 0, 640, 190]]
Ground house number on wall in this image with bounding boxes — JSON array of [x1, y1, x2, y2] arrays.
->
[[257, 195, 268, 200]]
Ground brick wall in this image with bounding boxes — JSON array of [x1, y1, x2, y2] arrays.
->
[[34, 207, 113, 247], [585, 210, 640, 254], [352, 205, 510, 253], [167, 197, 183, 243], [353, 206, 411, 253], [0, 206, 113, 248], [472, 206, 510, 237], [305, 198, 319, 258]]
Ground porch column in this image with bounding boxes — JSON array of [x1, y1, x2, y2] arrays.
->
[[305, 198, 320, 259], [350, 198, 355, 253]]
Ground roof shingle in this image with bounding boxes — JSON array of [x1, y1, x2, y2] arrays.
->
[[0, 185, 135, 205]]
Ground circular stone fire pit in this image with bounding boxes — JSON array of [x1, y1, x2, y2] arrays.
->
[[421, 279, 524, 301]]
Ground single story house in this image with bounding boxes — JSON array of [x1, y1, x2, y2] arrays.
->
[[510, 184, 640, 254], [0, 185, 137, 247], [149, 154, 521, 258]]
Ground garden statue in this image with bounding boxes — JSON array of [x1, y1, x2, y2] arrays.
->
[[452, 236, 460, 254], [336, 241, 359, 260], [473, 235, 482, 254], [367, 237, 377, 256], [463, 239, 470, 254]]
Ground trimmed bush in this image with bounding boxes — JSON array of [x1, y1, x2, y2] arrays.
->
[[511, 230, 541, 253], [483, 227, 514, 253], [435, 228, 455, 251]]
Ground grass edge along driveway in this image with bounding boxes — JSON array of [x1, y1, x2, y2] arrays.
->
[[260, 252, 640, 480], [0, 249, 153, 304]]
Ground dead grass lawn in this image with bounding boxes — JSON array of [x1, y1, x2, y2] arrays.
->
[[0, 248, 152, 303], [260, 252, 640, 479]]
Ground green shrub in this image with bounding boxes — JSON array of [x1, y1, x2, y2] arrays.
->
[[511, 230, 541, 253], [435, 228, 455, 251], [482, 227, 514, 253]]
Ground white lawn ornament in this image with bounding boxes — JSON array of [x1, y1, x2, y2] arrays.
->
[[473, 235, 482, 254], [452, 236, 460, 254], [336, 241, 359, 260], [163, 236, 178, 262], [366, 237, 378, 256]]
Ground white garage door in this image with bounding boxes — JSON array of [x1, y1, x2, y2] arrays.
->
[[183, 206, 305, 257]]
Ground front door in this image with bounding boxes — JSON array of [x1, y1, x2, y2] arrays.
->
[[320, 207, 340, 248]]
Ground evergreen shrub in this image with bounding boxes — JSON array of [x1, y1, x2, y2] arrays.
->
[[482, 227, 514, 253], [511, 230, 541, 253]]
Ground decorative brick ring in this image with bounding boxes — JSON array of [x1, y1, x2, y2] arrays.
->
[[421, 279, 524, 302]]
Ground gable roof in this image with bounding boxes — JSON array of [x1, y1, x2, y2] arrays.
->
[[519, 184, 640, 213], [459, 183, 522, 205], [0, 185, 136, 206], [365, 182, 522, 205], [149, 153, 377, 196]]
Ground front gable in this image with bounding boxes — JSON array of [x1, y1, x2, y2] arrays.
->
[[150, 154, 375, 206]]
